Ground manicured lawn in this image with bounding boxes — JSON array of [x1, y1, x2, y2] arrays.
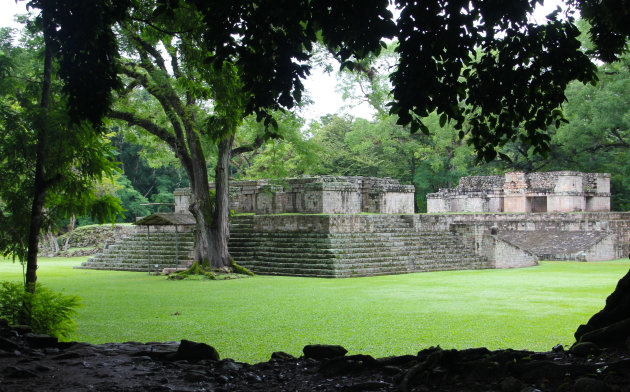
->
[[1, 257, 628, 363]]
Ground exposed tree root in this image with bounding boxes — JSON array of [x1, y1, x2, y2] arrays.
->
[[166, 260, 254, 280]]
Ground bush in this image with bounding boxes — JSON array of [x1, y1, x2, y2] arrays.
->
[[0, 281, 81, 338]]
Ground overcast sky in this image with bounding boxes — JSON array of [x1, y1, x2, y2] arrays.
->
[[0, 1, 565, 123]]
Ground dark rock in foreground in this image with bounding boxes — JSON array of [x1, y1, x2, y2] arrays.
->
[[575, 268, 630, 350], [1, 321, 630, 392]]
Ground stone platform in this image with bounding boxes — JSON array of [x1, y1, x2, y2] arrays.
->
[[78, 212, 630, 277], [228, 214, 498, 277]]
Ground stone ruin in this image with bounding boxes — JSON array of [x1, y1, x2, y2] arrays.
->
[[79, 173, 630, 277], [175, 176, 416, 215], [427, 171, 610, 213]]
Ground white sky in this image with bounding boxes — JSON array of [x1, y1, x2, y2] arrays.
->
[[0, 0, 565, 123]]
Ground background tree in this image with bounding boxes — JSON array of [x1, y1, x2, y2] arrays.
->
[[0, 24, 122, 288], [233, 112, 319, 179], [110, 133, 190, 220]]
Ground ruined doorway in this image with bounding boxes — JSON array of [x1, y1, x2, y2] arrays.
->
[[528, 196, 548, 213]]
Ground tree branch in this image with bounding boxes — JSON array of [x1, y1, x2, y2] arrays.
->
[[109, 109, 194, 174], [231, 135, 266, 156], [130, 49, 197, 136], [585, 142, 630, 153], [163, 39, 182, 79], [610, 127, 629, 147], [126, 29, 168, 73], [121, 80, 141, 97], [129, 16, 194, 35], [109, 110, 178, 149], [119, 62, 190, 157]]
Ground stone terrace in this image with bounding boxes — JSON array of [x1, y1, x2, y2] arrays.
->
[[76, 229, 195, 272], [228, 214, 533, 277]]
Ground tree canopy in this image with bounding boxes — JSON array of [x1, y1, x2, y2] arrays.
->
[[20, 0, 629, 159]]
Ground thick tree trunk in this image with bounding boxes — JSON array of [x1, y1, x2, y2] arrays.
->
[[210, 134, 234, 270], [187, 158, 214, 268], [186, 135, 233, 270]]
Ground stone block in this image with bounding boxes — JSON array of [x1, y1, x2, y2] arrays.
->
[[427, 171, 610, 213]]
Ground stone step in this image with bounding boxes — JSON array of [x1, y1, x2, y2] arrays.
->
[[122, 234, 195, 240], [85, 257, 190, 265], [228, 238, 465, 248], [75, 265, 169, 272], [241, 258, 491, 278], [229, 231, 462, 240], [243, 248, 476, 260], [78, 230, 195, 272], [101, 246, 194, 254], [229, 242, 473, 253], [113, 238, 194, 246], [235, 254, 485, 269]]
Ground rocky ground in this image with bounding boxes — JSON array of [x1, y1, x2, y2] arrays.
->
[[1, 319, 629, 392]]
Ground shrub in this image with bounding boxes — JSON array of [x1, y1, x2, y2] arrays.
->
[[0, 281, 81, 338]]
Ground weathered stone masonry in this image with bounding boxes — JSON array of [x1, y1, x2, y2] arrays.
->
[[227, 212, 630, 277], [427, 171, 611, 213], [430, 212, 630, 262], [176, 176, 416, 215], [227, 214, 522, 277]]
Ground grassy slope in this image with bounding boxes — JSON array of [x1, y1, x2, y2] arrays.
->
[[1, 257, 628, 363]]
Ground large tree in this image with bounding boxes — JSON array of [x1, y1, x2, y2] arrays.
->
[[109, 17, 253, 268]]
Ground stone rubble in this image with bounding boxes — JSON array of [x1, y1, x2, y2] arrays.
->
[[1, 318, 630, 392]]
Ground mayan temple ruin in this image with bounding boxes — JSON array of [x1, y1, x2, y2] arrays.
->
[[78, 173, 630, 277], [175, 176, 416, 215], [427, 171, 611, 213]]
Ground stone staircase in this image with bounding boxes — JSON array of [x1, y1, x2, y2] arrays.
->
[[76, 214, 490, 276], [75, 231, 195, 272], [229, 215, 491, 277]]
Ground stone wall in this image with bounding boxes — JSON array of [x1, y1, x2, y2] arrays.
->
[[428, 171, 611, 213], [459, 175, 504, 191], [582, 234, 616, 261], [227, 214, 561, 277], [176, 176, 415, 215], [229, 214, 498, 277], [422, 211, 630, 261], [485, 236, 539, 269], [173, 189, 190, 214], [448, 223, 538, 269]]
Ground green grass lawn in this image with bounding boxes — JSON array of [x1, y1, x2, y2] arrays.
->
[[1, 257, 628, 363]]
